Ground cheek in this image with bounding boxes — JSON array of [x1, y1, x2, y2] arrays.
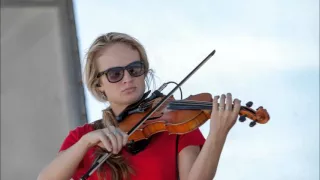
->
[[138, 76, 146, 89], [101, 79, 119, 97]]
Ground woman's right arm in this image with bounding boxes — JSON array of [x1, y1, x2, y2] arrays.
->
[[37, 136, 90, 180], [37, 126, 128, 180]]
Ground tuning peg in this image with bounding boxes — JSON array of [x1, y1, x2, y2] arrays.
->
[[239, 115, 246, 122], [249, 121, 256, 127], [246, 101, 253, 108]]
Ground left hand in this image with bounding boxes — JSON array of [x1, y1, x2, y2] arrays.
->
[[209, 93, 241, 136]]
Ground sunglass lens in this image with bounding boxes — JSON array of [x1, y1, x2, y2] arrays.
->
[[127, 62, 145, 77], [107, 67, 124, 82]]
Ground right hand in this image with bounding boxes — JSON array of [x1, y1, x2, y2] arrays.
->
[[81, 126, 128, 154]]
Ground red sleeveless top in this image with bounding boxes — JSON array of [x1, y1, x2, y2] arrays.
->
[[59, 123, 205, 180]]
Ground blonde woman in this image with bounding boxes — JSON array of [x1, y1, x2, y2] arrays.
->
[[38, 32, 241, 180]]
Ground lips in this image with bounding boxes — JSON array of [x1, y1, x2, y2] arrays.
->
[[122, 87, 136, 92]]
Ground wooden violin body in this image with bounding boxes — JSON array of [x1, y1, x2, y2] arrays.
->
[[119, 93, 270, 143]]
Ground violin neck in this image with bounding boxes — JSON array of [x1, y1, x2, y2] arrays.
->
[[167, 99, 251, 111], [167, 100, 243, 110], [167, 100, 211, 110]]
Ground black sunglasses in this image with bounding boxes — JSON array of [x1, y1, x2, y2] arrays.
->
[[97, 61, 146, 83]]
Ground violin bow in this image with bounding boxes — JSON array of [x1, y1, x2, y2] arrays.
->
[[80, 49, 216, 180]]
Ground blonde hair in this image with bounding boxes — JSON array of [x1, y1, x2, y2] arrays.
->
[[83, 32, 155, 180], [84, 32, 154, 102]]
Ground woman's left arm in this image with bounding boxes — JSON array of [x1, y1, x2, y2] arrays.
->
[[178, 133, 227, 180], [178, 93, 241, 180]]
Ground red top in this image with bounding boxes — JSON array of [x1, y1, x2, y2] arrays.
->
[[59, 123, 206, 180]]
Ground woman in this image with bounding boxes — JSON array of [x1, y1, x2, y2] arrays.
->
[[37, 32, 241, 180]]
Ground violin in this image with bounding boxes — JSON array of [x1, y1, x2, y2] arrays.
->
[[116, 91, 269, 155], [80, 49, 270, 179], [121, 92, 269, 144]]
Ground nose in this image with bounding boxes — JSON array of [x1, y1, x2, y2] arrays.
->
[[122, 70, 133, 83]]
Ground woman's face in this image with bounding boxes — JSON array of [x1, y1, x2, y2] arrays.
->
[[96, 43, 146, 108]]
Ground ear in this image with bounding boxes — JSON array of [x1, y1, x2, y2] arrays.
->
[[95, 80, 105, 93], [95, 77, 103, 88], [96, 85, 107, 100], [96, 83, 104, 91]]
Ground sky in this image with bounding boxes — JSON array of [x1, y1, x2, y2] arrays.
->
[[73, 0, 319, 179]]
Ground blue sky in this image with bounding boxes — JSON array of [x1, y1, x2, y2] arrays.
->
[[73, 0, 319, 179]]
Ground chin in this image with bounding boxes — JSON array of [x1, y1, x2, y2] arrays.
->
[[121, 89, 144, 105]]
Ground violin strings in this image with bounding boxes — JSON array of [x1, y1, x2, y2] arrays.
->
[[167, 100, 213, 110], [169, 100, 213, 106], [170, 100, 239, 108], [169, 100, 249, 112], [171, 100, 211, 104], [170, 100, 239, 106]]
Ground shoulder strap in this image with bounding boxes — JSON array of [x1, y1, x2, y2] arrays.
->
[[176, 135, 180, 180]]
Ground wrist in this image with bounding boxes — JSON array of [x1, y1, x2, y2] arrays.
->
[[207, 131, 227, 145], [78, 135, 91, 150]]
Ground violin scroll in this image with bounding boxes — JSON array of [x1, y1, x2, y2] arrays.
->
[[238, 101, 270, 127]]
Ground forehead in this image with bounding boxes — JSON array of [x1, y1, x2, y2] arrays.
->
[[96, 43, 140, 70]]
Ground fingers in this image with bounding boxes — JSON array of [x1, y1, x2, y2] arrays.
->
[[102, 126, 128, 154], [212, 95, 219, 113], [101, 127, 118, 154], [119, 128, 129, 146], [98, 131, 113, 152], [210, 93, 241, 134], [225, 93, 232, 111], [213, 93, 238, 115], [218, 94, 226, 114], [109, 126, 123, 153], [112, 127, 128, 152], [232, 98, 241, 115]]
